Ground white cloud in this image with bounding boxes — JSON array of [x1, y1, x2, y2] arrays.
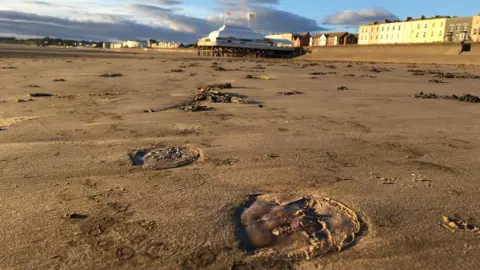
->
[[209, 1, 325, 32], [144, 0, 183, 5], [0, 0, 327, 42], [324, 7, 399, 26]]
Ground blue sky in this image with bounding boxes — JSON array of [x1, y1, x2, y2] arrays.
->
[[0, 0, 477, 42]]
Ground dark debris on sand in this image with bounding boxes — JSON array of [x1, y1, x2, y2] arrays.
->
[[361, 75, 378, 78], [433, 72, 480, 79], [309, 72, 336, 76], [145, 83, 250, 113], [213, 66, 231, 71], [29, 93, 54, 97], [64, 213, 89, 220], [413, 92, 480, 103], [278, 91, 304, 96], [408, 69, 480, 79], [194, 84, 248, 103], [411, 72, 426, 76], [370, 67, 391, 73], [441, 216, 479, 233], [428, 79, 447, 84], [99, 73, 123, 78], [337, 86, 349, 91], [16, 98, 34, 103]]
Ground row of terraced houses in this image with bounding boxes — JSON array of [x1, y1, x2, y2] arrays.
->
[[358, 14, 480, 45]]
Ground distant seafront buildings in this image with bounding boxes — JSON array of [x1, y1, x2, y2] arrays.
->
[[3, 12, 478, 50], [104, 12, 480, 51], [358, 13, 480, 45], [104, 39, 181, 49]]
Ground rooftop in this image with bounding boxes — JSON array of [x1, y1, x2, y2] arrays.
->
[[365, 15, 453, 26], [314, 32, 348, 38], [206, 24, 264, 42]]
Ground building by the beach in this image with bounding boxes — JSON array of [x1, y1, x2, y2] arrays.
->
[[197, 24, 294, 57], [265, 32, 311, 47], [148, 40, 181, 49], [472, 15, 480, 42], [311, 32, 358, 46], [122, 40, 140, 48], [358, 14, 478, 45]]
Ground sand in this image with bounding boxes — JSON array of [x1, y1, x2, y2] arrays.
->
[[1, 44, 480, 269]]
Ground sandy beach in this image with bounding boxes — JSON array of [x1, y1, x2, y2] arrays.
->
[[1, 45, 480, 269]]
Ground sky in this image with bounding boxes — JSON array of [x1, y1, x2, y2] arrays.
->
[[0, 0, 477, 43]]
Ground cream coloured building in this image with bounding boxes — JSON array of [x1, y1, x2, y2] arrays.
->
[[122, 40, 141, 48], [358, 16, 451, 45], [407, 17, 447, 43], [378, 21, 405, 44], [358, 25, 370, 45], [358, 23, 380, 45], [472, 15, 480, 42], [151, 41, 180, 49], [111, 43, 122, 49]]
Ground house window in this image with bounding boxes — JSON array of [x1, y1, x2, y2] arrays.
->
[[431, 31, 434, 37], [439, 31, 443, 36], [441, 22, 444, 26], [433, 22, 436, 27], [386, 34, 389, 39], [456, 25, 460, 31], [387, 26, 390, 31], [382, 26, 384, 31], [423, 32, 426, 38], [399, 25, 401, 30], [417, 24, 420, 29], [376, 35, 378, 39], [425, 24, 428, 28], [393, 26, 395, 30], [370, 36, 372, 39], [381, 34, 383, 39], [416, 33, 419, 38], [377, 27, 379, 31], [474, 28, 478, 35]]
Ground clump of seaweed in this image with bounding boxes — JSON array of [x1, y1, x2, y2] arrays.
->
[[413, 92, 480, 103]]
